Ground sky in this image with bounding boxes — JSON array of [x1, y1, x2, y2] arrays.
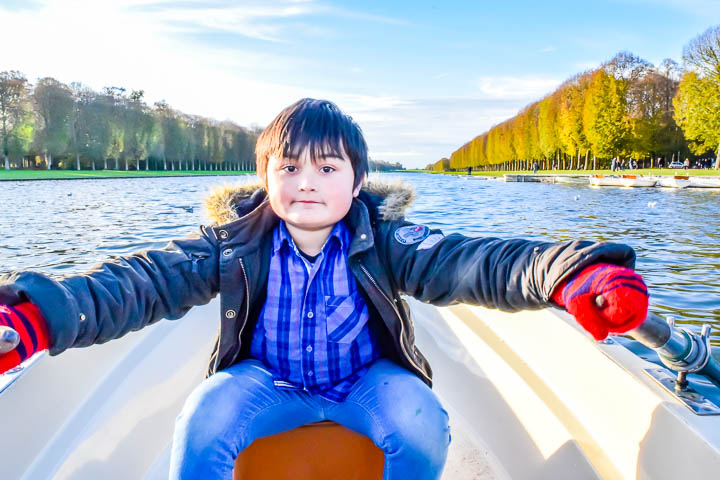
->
[[1, 0, 719, 168]]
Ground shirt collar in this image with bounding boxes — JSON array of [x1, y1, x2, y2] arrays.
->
[[273, 220, 350, 255]]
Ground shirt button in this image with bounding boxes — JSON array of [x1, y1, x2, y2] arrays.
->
[[225, 310, 236, 319], [307, 370, 314, 377], [306, 345, 313, 352], [79, 313, 86, 321], [307, 311, 314, 318], [360, 233, 367, 240], [218, 230, 228, 240], [223, 248, 232, 257]]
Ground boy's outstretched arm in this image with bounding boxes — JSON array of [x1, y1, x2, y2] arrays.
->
[[0, 227, 220, 357], [381, 221, 637, 316]]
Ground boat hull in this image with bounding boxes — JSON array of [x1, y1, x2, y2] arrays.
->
[[3, 299, 720, 479]]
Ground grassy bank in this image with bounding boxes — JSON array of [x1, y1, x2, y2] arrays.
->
[[412, 169, 720, 177], [0, 170, 255, 181]]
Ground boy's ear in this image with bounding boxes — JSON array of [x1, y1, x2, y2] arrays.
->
[[353, 175, 365, 197]]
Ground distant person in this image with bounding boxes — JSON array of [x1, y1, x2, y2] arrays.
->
[[611, 158, 617, 172], [532, 161, 538, 174], [467, 166, 472, 175], [658, 157, 664, 169], [630, 159, 637, 170], [684, 158, 690, 170]]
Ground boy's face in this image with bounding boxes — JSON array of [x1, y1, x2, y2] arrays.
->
[[265, 148, 362, 234]]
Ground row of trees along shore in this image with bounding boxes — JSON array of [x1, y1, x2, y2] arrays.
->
[[0, 75, 259, 171], [429, 25, 720, 172]]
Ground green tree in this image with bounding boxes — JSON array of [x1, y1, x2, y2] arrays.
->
[[0, 71, 31, 170], [677, 25, 720, 167], [32, 77, 73, 169]]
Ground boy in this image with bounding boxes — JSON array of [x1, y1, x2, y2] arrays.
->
[[0, 99, 648, 479]]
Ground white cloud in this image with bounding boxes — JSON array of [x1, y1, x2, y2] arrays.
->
[[540, 46, 556, 53], [476, 75, 562, 100]]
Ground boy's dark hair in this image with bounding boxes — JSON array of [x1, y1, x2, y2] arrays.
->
[[255, 98, 369, 189]]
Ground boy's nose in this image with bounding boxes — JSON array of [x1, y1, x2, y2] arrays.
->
[[297, 173, 317, 191]]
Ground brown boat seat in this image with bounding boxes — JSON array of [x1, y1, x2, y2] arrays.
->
[[233, 420, 383, 479]]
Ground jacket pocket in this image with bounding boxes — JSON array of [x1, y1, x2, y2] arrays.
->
[[324, 293, 368, 343]]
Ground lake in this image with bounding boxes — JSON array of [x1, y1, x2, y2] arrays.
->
[[1, 172, 719, 343]]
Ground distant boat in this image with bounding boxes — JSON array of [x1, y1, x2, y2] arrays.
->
[[657, 175, 691, 188], [588, 174, 623, 187], [688, 176, 720, 188], [619, 174, 657, 187]]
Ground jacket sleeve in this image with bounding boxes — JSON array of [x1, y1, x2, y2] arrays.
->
[[0, 226, 220, 355], [380, 221, 636, 311]]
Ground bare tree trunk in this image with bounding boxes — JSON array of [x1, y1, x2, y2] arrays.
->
[[125, 157, 128, 171], [163, 152, 167, 170], [146, 157, 150, 170], [5, 155, 10, 170], [584, 151, 589, 170], [76, 153, 81, 170], [716, 144, 720, 170], [171, 160, 175, 171], [104, 158, 108, 170], [593, 155, 596, 170]]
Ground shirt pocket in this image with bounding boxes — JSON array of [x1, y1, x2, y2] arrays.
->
[[324, 293, 368, 343]]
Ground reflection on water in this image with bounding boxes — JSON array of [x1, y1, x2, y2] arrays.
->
[[1, 173, 719, 343]]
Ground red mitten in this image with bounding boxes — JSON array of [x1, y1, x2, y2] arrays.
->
[[551, 263, 649, 340], [0, 303, 50, 373]]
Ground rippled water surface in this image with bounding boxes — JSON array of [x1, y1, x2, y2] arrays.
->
[[1, 173, 719, 342]]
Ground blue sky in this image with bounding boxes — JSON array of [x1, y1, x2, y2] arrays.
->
[[1, 0, 719, 168]]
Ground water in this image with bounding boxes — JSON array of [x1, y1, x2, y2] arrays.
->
[[1, 173, 719, 343]]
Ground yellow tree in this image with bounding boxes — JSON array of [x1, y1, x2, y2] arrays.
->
[[583, 69, 631, 163]]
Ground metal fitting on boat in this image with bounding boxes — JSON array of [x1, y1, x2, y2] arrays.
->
[[630, 313, 720, 385]]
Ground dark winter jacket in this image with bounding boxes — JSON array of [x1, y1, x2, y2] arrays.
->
[[0, 181, 636, 386]]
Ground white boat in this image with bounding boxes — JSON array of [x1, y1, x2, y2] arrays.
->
[[657, 175, 692, 188], [3, 298, 720, 479], [619, 174, 657, 187], [588, 174, 623, 187], [689, 176, 720, 188]]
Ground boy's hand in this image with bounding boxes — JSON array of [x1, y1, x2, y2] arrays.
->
[[551, 263, 648, 341], [0, 303, 50, 374]]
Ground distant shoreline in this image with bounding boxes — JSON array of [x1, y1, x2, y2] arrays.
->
[[404, 169, 720, 177], [0, 170, 256, 182]]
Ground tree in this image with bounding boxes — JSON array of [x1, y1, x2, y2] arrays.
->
[[33, 77, 73, 169], [679, 25, 720, 167], [583, 69, 630, 161], [0, 71, 31, 170], [673, 71, 720, 159]]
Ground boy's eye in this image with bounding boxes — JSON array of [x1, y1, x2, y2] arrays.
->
[[283, 165, 297, 173], [320, 166, 335, 173]]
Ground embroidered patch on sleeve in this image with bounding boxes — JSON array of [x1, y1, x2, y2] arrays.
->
[[416, 233, 444, 251], [394, 225, 430, 245]]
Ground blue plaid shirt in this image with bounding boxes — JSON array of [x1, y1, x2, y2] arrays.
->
[[250, 220, 381, 401]]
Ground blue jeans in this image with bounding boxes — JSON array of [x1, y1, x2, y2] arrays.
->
[[169, 358, 451, 479]]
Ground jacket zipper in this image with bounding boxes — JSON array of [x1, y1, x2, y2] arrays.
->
[[358, 262, 431, 383], [211, 257, 251, 374], [239, 258, 251, 328]]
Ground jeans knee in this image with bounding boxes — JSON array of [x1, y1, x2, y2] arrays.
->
[[385, 403, 451, 467]]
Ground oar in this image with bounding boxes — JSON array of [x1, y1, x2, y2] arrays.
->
[[597, 294, 720, 388], [0, 326, 20, 355]]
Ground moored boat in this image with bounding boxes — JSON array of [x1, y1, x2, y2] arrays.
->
[[657, 175, 691, 188], [588, 174, 623, 187], [619, 174, 657, 187], [688, 176, 720, 188]]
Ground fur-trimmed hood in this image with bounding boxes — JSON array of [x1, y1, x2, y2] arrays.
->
[[203, 180, 415, 226]]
